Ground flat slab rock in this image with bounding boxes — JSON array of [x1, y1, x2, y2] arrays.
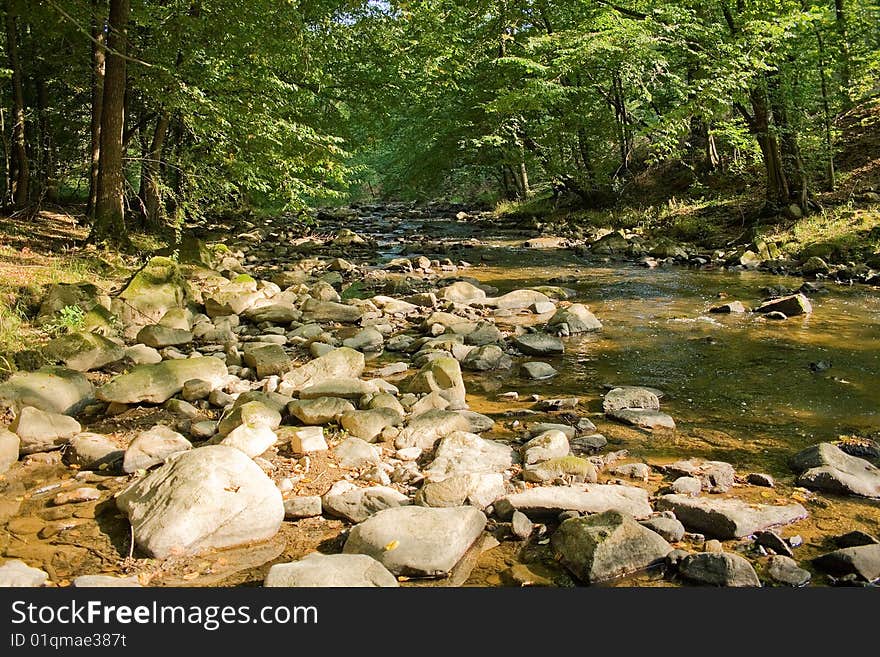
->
[[790, 442, 880, 498], [494, 484, 653, 521], [97, 357, 227, 405], [813, 544, 880, 582], [608, 408, 675, 431], [655, 494, 808, 539], [343, 505, 487, 577], [265, 553, 399, 588]]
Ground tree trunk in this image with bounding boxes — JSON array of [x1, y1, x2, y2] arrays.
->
[[816, 31, 835, 191], [768, 75, 808, 211], [87, 0, 106, 221], [36, 76, 52, 200], [91, 0, 130, 246], [5, 0, 29, 210], [138, 113, 169, 231], [741, 86, 789, 211], [0, 109, 9, 203]]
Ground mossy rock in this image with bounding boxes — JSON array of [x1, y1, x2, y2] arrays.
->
[[36, 283, 104, 326], [118, 257, 190, 325], [81, 305, 121, 336], [232, 273, 257, 286]]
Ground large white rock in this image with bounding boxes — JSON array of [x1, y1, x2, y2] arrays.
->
[[394, 410, 471, 450], [115, 445, 284, 558], [281, 347, 365, 391], [265, 553, 399, 587], [220, 423, 278, 458], [343, 506, 487, 577], [424, 431, 514, 481], [522, 429, 570, 465]]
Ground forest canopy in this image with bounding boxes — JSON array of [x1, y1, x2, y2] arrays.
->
[[1, 0, 878, 245]]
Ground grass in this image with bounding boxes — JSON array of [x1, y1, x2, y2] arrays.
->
[[493, 188, 880, 260], [765, 203, 880, 260], [0, 210, 136, 378]]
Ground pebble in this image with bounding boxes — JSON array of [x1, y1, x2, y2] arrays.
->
[[53, 487, 101, 505]]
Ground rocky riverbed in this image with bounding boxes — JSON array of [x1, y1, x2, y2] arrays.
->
[[1, 203, 879, 588]]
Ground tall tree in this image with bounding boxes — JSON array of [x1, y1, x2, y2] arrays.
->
[[87, 0, 106, 221], [4, 0, 29, 210], [91, 0, 129, 245]]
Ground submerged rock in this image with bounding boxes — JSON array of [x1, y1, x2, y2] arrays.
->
[[513, 333, 564, 356]]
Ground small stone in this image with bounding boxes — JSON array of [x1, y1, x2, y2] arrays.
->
[[283, 496, 323, 519], [511, 510, 533, 539], [123, 425, 192, 473], [73, 575, 142, 587], [190, 421, 218, 440], [182, 379, 214, 401], [703, 539, 723, 553], [521, 362, 558, 380], [679, 552, 761, 587], [11, 406, 81, 455], [265, 553, 398, 587], [288, 426, 328, 454], [834, 530, 879, 548], [747, 473, 775, 488], [65, 432, 123, 470], [334, 436, 380, 469], [755, 530, 794, 557], [54, 487, 101, 505]]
